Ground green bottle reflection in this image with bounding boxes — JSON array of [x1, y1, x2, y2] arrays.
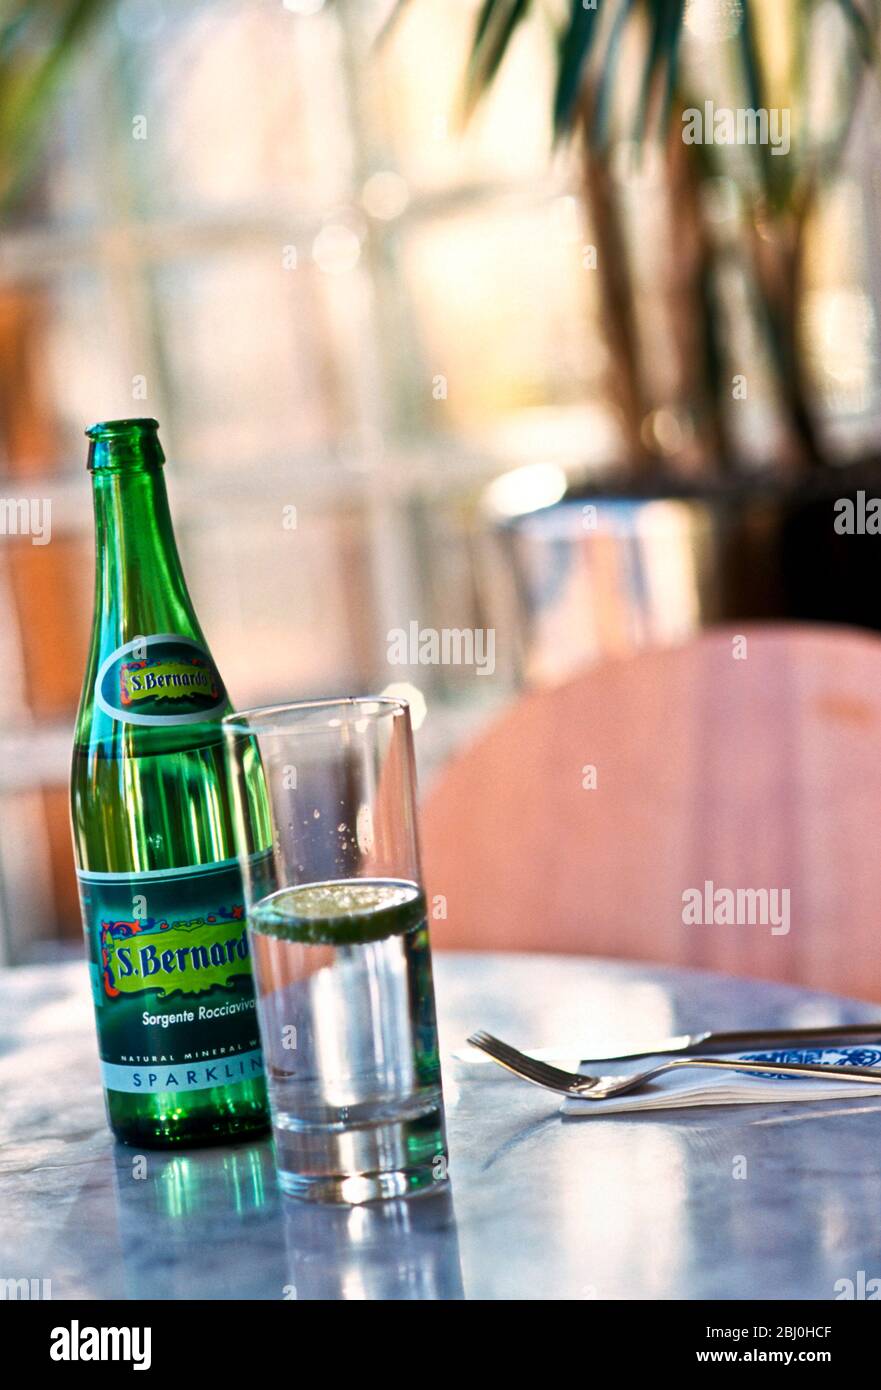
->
[[110, 1147, 281, 1300], [70, 419, 270, 1147]]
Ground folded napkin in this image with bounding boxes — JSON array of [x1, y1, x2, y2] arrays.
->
[[561, 1046, 881, 1116]]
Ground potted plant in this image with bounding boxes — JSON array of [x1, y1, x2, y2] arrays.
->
[[392, 0, 881, 678]]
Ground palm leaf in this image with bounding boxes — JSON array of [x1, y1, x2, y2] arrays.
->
[[0, 0, 114, 207], [463, 0, 533, 118], [0, 7, 31, 54], [374, 0, 412, 46], [835, 0, 876, 61], [632, 0, 685, 142], [735, 0, 776, 202], [553, 0, 605, 136], [459, 0, 880, 147], [591, 0, 636, 144]]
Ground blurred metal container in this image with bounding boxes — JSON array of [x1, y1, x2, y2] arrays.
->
[[484, 463, 881, 686]]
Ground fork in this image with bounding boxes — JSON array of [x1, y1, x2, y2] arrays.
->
[[467, 1030, 881, 1101]]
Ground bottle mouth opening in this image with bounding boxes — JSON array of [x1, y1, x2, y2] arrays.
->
[[86, 418, 160, 441], [86, 419, 165, 471]]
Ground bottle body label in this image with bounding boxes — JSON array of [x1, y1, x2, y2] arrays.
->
[[77, 858, 264, 1095], [95, 633, 227, 726]]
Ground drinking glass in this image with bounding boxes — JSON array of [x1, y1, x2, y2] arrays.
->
[[222, 697, 447, 1204]]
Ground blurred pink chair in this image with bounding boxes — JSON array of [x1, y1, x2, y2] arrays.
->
[[421, 624, 881, 1001]]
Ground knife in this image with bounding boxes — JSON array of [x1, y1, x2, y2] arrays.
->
[[453, 1022, 881, 1065]]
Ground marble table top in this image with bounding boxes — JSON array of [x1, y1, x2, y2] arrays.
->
[[3, 953, 881, 1300]]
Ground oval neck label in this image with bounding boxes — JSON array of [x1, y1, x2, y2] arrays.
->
[[95, 633, 227, 726]]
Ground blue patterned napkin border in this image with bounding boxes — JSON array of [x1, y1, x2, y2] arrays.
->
[[739, 1045, 881, 1080]]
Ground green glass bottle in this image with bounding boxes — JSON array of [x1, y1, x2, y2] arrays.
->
[[70, 419, 270, 1147]]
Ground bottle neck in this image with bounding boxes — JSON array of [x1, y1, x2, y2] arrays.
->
[[90, 464, 202, 646]]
